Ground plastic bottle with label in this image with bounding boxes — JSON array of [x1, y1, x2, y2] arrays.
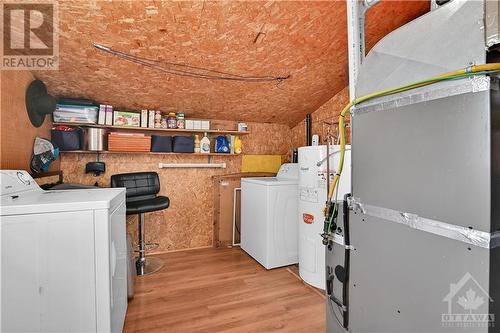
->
[[234, 136, 242, 154], [194, 135, 201, 153], [167, 112, 177, 129], [176, 113, 185, 129], [200, 133, 210, 154]]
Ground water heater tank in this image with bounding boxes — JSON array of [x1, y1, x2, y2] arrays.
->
[[298, 145, 351, 289]]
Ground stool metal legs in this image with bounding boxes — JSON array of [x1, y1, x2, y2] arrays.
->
[[136, 213, 164, 276]]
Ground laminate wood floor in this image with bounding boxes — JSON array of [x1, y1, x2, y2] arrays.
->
[[124, 248, 325, 333]]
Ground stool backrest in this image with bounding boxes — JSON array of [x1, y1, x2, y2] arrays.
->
[[111, 172, 161, 200]]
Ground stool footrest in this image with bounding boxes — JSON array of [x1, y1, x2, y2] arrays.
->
[[136, 256, 164, 276]]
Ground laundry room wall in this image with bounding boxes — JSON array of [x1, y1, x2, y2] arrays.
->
[[0, 71, 292, 252], [0, 71, 60, 171], [1, 0, 430, 253], [291, 87, 350, 148], [289, 0, 430, 148], [59, 121, 292, 252]]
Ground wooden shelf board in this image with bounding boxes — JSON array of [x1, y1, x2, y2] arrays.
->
[[53, 122, 250, 135], [60, 150, 241, 157]]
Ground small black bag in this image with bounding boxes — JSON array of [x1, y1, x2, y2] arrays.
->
[[173, 136, 195, 153], [151, 135, 173, 152], [51, 127, 83, 151]]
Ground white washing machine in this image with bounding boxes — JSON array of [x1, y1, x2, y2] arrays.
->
[[0, 170, 128, 333], [298, 145, 351, 289], [240, 163, 299, 269]]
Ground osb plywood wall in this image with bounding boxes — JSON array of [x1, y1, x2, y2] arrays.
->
[[60, 121, 291, 252], [291, 87, 350, 148], [0, 71, 59, 171], [290, 0, 430, 147], [1, 0, 430, 253], [34, 0, 429, 127]]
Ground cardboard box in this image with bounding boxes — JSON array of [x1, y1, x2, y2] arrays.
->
[[98, 105, 106, 125], [108, 133, 151, 151], [185, 120, 194, 130], [141, 110, 148, 128], [148, 110, 155, 128], [113, 111, 140, 127], [105, 105, 113, 125], [193, 120, 202, 130], [201, 120, 210, 130], [238, 122, 248, 132]]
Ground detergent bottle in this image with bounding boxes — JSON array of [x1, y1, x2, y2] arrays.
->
[[234, 136, 242, 154], [200, 133, 211, 154], [194, 134, 200, 153]]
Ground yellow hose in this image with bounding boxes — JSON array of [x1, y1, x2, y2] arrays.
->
[[326, 63, 500, 204]]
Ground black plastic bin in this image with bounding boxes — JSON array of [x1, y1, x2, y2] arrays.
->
[[51, 127, 83, 151], [173, 136, 195, 153], [151, 135, 173, 152]]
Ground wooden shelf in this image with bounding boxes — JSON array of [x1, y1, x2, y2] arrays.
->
[[60, 150, 241, 157], [52, 122, 250, 135]]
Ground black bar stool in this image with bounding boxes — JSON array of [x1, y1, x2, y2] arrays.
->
[[111, 172, 169, 276]]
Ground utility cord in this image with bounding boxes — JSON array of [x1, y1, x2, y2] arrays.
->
[[93, 43, 290, 83], [324, 65, 500, 231]]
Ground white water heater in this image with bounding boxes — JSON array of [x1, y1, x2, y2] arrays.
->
[[298, 145, 351, 289]]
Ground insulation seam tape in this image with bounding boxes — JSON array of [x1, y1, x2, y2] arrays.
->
[[348, 197, 499, 249], [351, 76, 490, 116]]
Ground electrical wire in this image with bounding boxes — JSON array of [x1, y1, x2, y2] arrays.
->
[[325, 64, 500, 214], [322, 65, 500, 331], [93, 43, 290, 83], [317, 148, 352, 167], [328, 296, 349, 332], [322, 65, 500, 332]]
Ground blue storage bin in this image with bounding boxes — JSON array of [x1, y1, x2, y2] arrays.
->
[[173, 136, 194, 153], [51, 127, 83, 151], [151, 135, 173, 152]]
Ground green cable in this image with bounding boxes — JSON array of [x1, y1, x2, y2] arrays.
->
[[354, 70, 500, 106], [324, 69, 500, 237]]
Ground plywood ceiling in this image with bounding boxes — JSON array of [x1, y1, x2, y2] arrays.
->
[[35, 0, 429, 126]]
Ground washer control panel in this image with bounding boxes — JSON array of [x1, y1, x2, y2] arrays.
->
[[276, 163, 299, 180], [1, 170, 40, 196]]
